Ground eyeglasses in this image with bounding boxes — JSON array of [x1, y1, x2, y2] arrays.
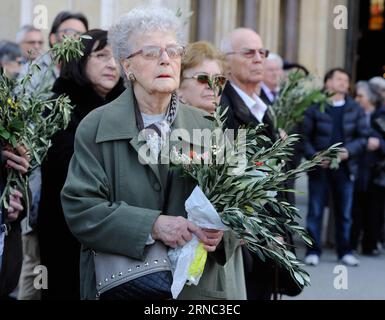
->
[[57, 28, 83, 37], [127, 45, 185, 60], [89, 51, 115, 63], [226, 48, 270, 59], [183, 74, 227, 87], [23, 40, 44, 46]]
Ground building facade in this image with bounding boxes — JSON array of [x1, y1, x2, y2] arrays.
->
[[0, 0, 384, 81]]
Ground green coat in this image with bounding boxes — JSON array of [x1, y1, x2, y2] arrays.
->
[[61, 88, 244, 300]]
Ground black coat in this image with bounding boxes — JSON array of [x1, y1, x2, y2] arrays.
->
[[220, 82, 299, 300], [355, 106, 385, 191], [259, 87, 275, 106], [0, 148, 25, 298], [302, 96, 369, 178], [37, 77, 125, 299], [220, 82, 276, 142]]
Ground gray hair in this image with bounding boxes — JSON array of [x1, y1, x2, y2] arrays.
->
[[108, 5, 183, 62], [16, 25, 42, 43], [369, 77, 385, 105], [0, 40, 22, 63], [266, 52, 284, 69], [356, 80, 382, 107]]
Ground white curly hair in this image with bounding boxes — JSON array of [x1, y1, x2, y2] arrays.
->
[[108, 5, 183, 63]]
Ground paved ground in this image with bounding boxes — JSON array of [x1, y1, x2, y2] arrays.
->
[[284, 174, 385, 300]]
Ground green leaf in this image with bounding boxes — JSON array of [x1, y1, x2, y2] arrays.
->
[[293, 271, 305, 286]]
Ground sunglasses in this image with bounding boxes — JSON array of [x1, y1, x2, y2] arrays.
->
[[183, 74, 227, 87]]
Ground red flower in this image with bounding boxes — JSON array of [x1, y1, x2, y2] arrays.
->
[[255, 162, 264, 167]]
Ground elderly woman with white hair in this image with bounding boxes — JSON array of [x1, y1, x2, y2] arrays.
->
[[61, 6, 232, 300]]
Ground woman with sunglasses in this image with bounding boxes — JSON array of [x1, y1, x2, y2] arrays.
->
[[179, 41, 246, 300], [179, 41, 227, 114], [61, 7, 230, 300]]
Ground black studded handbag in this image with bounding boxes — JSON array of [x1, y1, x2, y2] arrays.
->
[[93, 241, 173, 300]]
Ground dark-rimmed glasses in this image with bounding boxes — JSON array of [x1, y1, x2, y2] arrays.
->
[[126, 45, 185, 60]]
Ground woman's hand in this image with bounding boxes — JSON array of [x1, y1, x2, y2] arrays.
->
[[367, 137, 380, 151], [2, 145, 30, 174], [152, 215, 209, 248], [152, 216, 224, 252], [6, 189, 24, 222]]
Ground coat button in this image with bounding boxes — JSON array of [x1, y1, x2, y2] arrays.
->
[[153, 182, 161, 192]]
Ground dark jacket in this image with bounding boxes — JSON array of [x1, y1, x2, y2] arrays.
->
[[260, 87, 275, 106], [356, 106, 385, 191], [302, 96, 369, 178], [220, 82, 276, 142], [37, 77, 125, 299], [220, 82, 298, 299], [0, 148, 26, 298]]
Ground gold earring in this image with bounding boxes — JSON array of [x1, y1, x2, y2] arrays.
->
[[128, 73, 136, 83]]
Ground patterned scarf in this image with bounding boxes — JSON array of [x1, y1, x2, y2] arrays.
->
[[134, 91, 179, 157]]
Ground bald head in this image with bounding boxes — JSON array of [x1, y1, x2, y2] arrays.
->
[[221, 28, 263, 54], [220, 28, 266, 96]]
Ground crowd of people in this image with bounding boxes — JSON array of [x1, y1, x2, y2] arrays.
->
[[1, 4, 385, 300]]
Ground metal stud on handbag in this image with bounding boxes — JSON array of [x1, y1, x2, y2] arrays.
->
[[93, 241, 173, 300]]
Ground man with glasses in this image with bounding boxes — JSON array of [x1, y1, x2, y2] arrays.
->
[[220, 28, 282, 300], [220, 28, 275, 142], [18, 11, 88, 98], [16, 25, 44, 63]]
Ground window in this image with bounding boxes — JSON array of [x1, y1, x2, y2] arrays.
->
[[369, 0, 384, 31]]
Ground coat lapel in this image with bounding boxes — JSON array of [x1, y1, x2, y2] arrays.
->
[[223, 83, 260, 126], [95, 88, 162, 185]]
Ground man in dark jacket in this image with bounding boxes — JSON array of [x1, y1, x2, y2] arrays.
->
[[302, 68, 369, 267], [0, 146, 30, 299], [219, 28, 283, 300], [220, 28, 275, 141]]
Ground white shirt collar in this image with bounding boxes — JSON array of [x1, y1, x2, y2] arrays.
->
[[332, 100, 346, 107], [230, 82, 268, 123]]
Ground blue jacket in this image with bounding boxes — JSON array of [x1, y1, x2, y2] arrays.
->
[[302, 96, 369, 178]]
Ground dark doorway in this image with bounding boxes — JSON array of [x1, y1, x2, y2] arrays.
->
[[356, 0, 385, 80]]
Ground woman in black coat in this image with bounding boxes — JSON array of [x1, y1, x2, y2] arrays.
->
[[351, 81, 385, 255], [37, 29, 125, 300], [0, 146, 30, 299]]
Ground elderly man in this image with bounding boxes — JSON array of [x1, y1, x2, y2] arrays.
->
[[16, 25, 44, 63], [220, 28, 281, 300], [220, 28, 276, 141], [261, 52, 284, 105]]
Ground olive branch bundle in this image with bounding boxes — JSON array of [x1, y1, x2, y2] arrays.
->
[[171, 78, 341, 288], [0, 35, 88, 212]]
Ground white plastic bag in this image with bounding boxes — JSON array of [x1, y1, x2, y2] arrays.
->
[[169, 186, 229, 299]]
